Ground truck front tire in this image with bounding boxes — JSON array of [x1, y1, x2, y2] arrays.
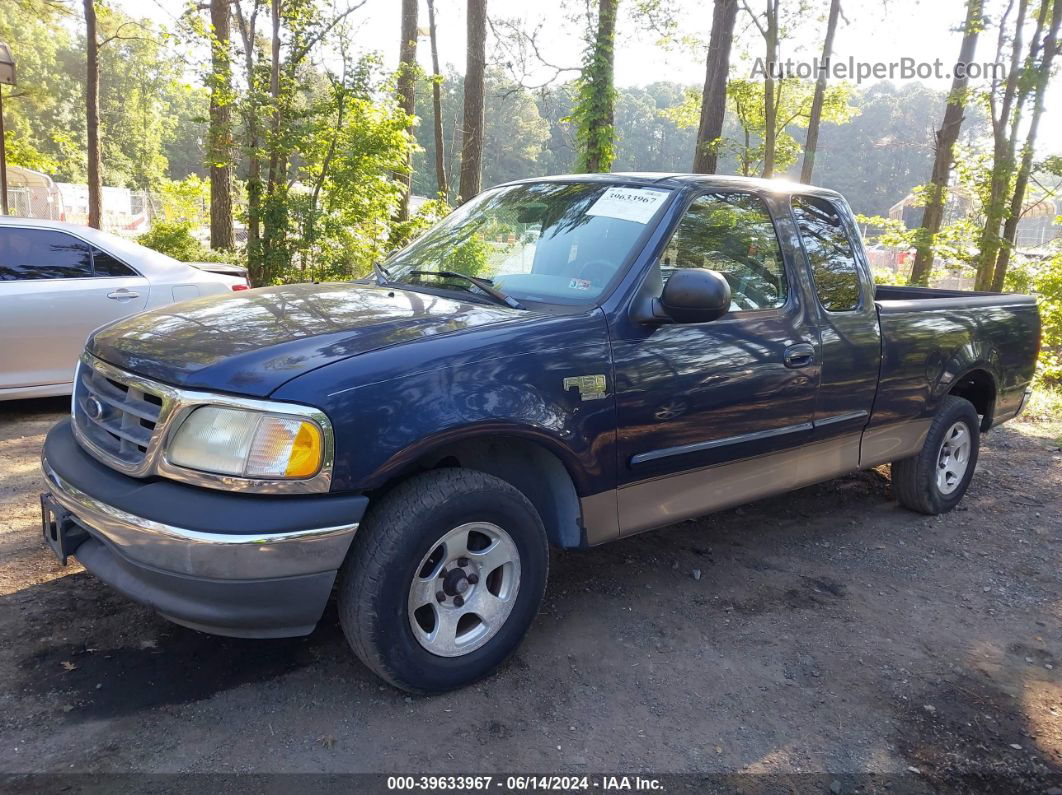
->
[[337, 468, 549, 693], [891, 395, 980, 515]]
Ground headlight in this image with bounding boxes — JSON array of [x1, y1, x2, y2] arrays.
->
[[167, 406, 324, 479]]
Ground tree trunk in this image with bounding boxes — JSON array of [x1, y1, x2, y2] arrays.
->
[[800, 0, 841, 184], [266, 0, 282, 196], [908, 0, 982, 287], [578, 0, 618, 173], [84, 0, 102, 229], [426, 0, 448, 200], [692, 0, 738, 174], [208, 0, 235, 250], [0, 90, 8, 215], [974, 0, 1030, 290], [991, 0, 1061, 292], [236, 1, 263, 283], [458, 0, 487, 201], [395, 0, 418, 220], [761, 0, 778, 178], [258, 0, 282, 285]]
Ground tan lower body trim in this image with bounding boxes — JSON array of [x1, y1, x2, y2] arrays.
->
[[578, 417, 934, 545], [616, 432, 862, 536], [579, 489, 621, 546], [858, 418, 932, 469]]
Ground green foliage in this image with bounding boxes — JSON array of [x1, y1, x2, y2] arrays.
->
[[723, 77, 858, 176], [439, 233, 489, 277], [1005, 252, 1062, 385], [1, 2, 203, 187], [0, 1, 80, 177], [813, 83, 988, 216], [389, 198, 451, 251], [411, 69, 553, 200], [571, 0, 618, 173], [870, 267, 908, 286], [157, 176, 210, 225], [272, 72, 416, 282], [137, 221, 233, 263]]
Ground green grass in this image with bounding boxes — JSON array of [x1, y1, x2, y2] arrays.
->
[[1013, 383, 1062, 446]]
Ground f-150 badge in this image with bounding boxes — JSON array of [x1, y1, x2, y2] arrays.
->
[[563, 374, 608, 401]]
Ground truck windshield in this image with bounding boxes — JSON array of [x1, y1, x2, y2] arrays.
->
[[383, 182, 673, 305]]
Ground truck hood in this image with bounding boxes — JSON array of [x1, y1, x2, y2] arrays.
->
[[88, 283, 529, 396]]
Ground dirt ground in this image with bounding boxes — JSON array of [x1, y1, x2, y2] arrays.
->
[[0, 396, 1059, 791]]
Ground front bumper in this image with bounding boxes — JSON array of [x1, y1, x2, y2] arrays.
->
[[40, 419, 368, 637]]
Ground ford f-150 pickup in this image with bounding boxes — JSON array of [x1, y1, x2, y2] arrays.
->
[[39, 174, 1041, 693]]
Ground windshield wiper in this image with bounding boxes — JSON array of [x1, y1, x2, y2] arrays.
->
[[372, 261, 393, 285], [408, 270, 525, 310]]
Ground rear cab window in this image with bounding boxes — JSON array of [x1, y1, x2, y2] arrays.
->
[[790, 195, 861, 312], [0, 228, 93, 281]]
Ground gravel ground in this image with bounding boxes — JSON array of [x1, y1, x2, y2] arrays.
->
[[0, 397, 1059, 791]]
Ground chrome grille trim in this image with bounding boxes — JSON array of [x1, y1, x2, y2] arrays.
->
[[73, 356, 179, 476], [71, 353, 334, 495]]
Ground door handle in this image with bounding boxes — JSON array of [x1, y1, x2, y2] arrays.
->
[[107, 289, 139, 301], [783, 343, 815, 369]]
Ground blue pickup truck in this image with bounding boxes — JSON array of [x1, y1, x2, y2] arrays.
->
[[40, 174, 1040, 693]]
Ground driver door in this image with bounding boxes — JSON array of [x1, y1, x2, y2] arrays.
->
[[610, 191, 821, 534]]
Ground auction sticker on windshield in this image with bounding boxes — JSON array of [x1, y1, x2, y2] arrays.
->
[[585, 187, 670, 224]]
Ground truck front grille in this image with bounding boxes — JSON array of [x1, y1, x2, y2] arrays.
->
[[72, 357, 168, 473]]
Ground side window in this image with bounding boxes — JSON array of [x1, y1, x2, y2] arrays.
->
[[791, 195, 861, 312], [0, 228, 93, 281], [659, 192, 787, 312], [92, 248, 137, 277]]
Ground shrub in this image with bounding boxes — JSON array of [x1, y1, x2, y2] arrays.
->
[[137, 221, 235, 264], [1006, 251, 1062, 385]]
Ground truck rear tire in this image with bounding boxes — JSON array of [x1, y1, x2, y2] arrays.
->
[[891, 395, 980, 515], [336, 468, 549, 693]]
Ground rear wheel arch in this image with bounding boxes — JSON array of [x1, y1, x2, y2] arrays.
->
[[948, 367, 997, 431]]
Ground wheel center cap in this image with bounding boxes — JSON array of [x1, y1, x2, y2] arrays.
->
[[442, 569, 469, 596]]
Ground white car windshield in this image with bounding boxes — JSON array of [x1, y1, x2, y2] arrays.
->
[[383, 182, 673, 305]]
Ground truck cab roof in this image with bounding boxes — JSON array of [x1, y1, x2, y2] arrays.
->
[[499, 172, 846, 201]]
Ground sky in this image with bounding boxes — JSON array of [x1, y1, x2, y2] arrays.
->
[[131, 0, 1061, 158]]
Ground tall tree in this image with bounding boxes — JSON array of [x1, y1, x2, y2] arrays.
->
[[800, 0, 841, 183], [235, 0, 264, 274], [84, 0, 102, 228], [693, 0, 738, 173], [208, 0, 235, 249], [573, 0, 619, 173], [249, 0, 369, 284], [394, 0, 417, 220], [908, 0, 983, 287], [426, 0, 448, 199], [974, 0, 1032, 289], [742, 0, 781, 177], [991, 0, 1061, 291], [458, 0, 486, 200]]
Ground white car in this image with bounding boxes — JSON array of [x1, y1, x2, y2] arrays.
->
[[0, 217, 248, 400]]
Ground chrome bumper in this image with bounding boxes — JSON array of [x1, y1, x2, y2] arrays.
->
[[41, 455, 358, 580], [1016, 387, 1033, 418]]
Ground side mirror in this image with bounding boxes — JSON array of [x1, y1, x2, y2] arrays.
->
[[657, 268, 731, 323]]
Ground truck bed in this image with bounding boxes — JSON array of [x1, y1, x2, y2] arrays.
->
[[875, 284, 1036, 308], [870, 285, 1040, 431]]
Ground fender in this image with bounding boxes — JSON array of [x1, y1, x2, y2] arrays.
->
[[271, 308, 619, 496], [360, 419, 600, 496]]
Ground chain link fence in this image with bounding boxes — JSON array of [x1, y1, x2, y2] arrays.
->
[[4, 181, 227, 242]]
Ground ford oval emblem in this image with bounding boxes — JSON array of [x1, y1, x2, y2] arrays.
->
[[85, 396, 104, 420]]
